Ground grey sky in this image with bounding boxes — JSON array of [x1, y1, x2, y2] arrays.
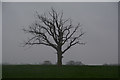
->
[[2, 2, 118, 65], [0, 2, 2, 64]]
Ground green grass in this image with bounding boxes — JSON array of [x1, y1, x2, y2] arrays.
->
[[2, 65, 119, 78], [0, 65, 2, 79]]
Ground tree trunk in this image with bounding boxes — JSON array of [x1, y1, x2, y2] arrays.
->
[[57, 51, 63, 66]]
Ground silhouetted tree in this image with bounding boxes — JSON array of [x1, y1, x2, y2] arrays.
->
[[23, 8, 85, 66]]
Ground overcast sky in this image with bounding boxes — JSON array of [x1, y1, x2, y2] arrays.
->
[[2, 2, 118, 65], [0, 2, 2, 64]]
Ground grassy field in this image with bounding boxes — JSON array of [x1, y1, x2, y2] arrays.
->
[[2, 65, 119, 78], [0, 65, 2, 79]]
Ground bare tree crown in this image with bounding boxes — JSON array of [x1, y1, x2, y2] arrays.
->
[[23, 8, 85, 54]]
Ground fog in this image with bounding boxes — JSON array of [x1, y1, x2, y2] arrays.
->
[[2, 2, 118, 65]]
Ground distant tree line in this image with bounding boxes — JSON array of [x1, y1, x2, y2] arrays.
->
[[66, 60, 84, 65], [3, 61, 118, 66], [41, 60, 84, 65]]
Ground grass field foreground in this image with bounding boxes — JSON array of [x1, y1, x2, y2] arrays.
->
[[2, 65, 119, 78]]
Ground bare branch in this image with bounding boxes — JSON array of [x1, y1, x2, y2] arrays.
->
[[62, 31, 85, 54]]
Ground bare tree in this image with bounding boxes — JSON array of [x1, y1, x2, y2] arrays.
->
[[23, 8, 85, 66]]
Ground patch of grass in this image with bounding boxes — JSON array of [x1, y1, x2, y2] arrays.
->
[[2, 65, 119, 78], [0, 64, 2, 79]]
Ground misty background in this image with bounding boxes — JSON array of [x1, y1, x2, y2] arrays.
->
[[0, 2, 2, 64], [2, 2, 118, 65]]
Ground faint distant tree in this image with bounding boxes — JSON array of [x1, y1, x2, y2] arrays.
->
[[66, 60, 76, 65], [103, 63, 108, 66], [22, 8, 85, 66], [2, 62, 10, 65], [42, 60, 52, 65], [75, 61, 84, 65]]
